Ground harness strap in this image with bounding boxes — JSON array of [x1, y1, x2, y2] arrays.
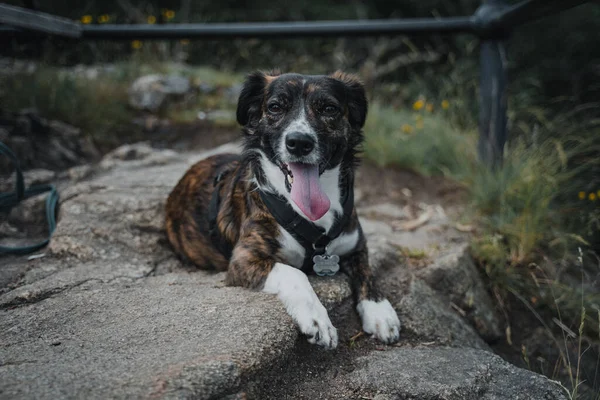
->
[[207, 160, 355, 274], [0, 141, 59, 255], [259, 177, 355, 273], [207, 157, 239, 258]]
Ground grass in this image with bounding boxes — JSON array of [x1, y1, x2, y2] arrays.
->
[[0, 66, 133, 149], [363, 96, 600, 398], [363, 101, 476, 179], [0, 62, 243, 148]]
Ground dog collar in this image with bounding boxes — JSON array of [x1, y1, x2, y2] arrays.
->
[[258, 177, 354, 276]]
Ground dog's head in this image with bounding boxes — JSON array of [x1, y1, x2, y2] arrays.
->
[[237, 70, 367, 221]]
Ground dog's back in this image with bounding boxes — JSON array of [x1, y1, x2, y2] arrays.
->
[[165, 153, 241, 270]]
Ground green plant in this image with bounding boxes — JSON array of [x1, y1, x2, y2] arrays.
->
[[1, 66, 133, 148], [363, 96, 600, 397], [363, 101, 476, 179]]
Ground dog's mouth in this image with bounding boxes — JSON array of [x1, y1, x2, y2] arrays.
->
[[279, 162, 331, 221]]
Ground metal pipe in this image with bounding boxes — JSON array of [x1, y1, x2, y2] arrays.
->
[[0, 4, 81, 38], [477, 0, 510, 167], [78, 18, 476, 40], [486, 0, 591, 30]]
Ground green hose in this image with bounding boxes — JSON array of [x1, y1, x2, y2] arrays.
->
[[0, 141, 59, 255]]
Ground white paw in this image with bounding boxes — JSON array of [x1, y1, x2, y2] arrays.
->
[[293, 297, 338, 349], [357, 299, 401, 344], [263, 263, 338, 349]]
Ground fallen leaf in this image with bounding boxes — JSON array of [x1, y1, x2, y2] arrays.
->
[[393, 207, 433, 231], [455, 223, 474, 232]]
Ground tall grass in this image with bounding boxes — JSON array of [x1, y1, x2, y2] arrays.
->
[[363, 96, 600, 396], [1, 66, 133, 148], [363, 102, 476, 178], [0, 62, 244, 147]]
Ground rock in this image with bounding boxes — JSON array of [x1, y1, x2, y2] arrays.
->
[[345, 347, 567, 399], [0, 169, 56, 192], [396, 276, 489, 349], [1, 142, 301, 400], [7, 193, 47, 231], [61, 164, 94, 182], [309, 274, 351, 309], [0, 142, 562, 399], [0, 274, 297, 400], [359, 202, 408, 220], [416, 244, 503, 341], [72, 64, 100, 80], [359, 203, 502, 344], [360, 202, 466, 255], [0, 221, 21, 238], [98, 142, 180, 170], [131, 115, 169, 132], [361, 218, 401, 271], [128, 74, 192, 112], [0, 110, 100, 171]]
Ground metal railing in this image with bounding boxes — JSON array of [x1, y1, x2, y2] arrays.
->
[[0, 0, 592, 167]]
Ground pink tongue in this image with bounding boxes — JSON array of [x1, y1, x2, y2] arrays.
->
[[288, 163, 330, 221]]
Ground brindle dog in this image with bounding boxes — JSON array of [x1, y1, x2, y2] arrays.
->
[[166, 70, 400, 349]]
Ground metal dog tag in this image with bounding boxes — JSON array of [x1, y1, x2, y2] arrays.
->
[[313, 254, 340, 277]]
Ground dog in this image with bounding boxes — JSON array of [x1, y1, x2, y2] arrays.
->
[[165, 70, 401, 349]]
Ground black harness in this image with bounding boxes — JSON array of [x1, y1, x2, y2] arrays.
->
[[207, 157, 240, 259], [208, 168, 354, 274]]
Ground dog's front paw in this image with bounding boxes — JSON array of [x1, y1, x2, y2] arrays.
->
[[294, 300, 338, 349], [263, 263, 338, 349], [357, 299, 401, 344]]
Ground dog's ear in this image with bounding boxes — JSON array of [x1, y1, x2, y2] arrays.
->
[[236, 70, 281, 130], [330, 71, 368, 130]]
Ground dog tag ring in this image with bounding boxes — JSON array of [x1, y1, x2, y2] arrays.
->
[[313, 254, 340, 276]]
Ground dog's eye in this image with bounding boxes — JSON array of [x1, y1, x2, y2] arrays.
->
[[322, 105, 339, 116], [267, 103, 283, 114]]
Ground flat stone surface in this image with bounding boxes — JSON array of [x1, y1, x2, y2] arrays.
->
[[416, 244, 503, 341], [0, 142, 560, 399], [1, 273, 296, 400], [395, 275, 489, 350], [346, 347, 567, 400]]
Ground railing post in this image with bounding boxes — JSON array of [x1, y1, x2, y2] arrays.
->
[[474, 0, 509, 168]]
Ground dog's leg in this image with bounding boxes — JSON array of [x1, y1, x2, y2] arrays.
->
[[227, 239, 338, 349], [343, 247, 401, 344], [263, 263, 338, 349]]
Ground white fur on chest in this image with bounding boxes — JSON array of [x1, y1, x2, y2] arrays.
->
[[278, 226, 360, 269]]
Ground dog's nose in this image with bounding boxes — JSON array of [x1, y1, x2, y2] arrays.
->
[[286, 132, 315, 157]]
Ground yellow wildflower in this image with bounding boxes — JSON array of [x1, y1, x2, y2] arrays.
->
[[98, 14, 110, 23], [578, 191, 586, 200], [425, 103, 434, 113], [147, 15, 156, 24], [590, 193, 597, 201], [165, 10, 175, 20], [441, 99, 450, 110], [412, 100, 424, 111], [416, 120, 424, 130], [401, 124, 414, 134], [81, 15, 92, 24], [131, 40, 142, 49]]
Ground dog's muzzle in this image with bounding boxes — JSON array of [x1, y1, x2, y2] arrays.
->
[[285, 132, 315, 157]]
